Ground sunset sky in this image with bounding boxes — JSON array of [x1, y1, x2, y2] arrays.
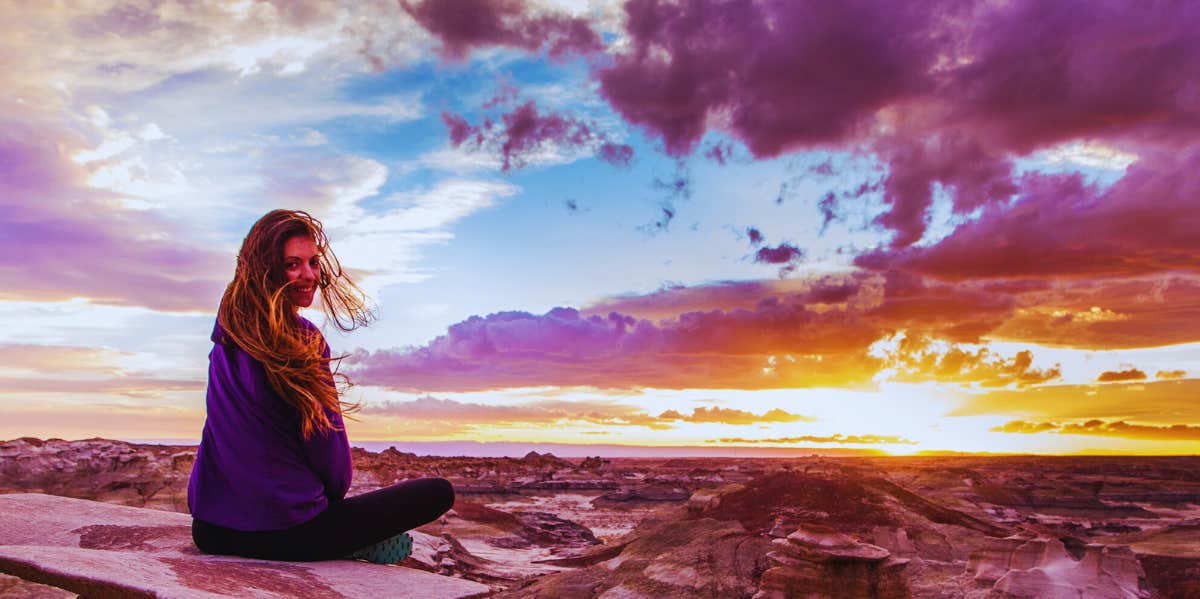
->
[[3, 0, 1199, 455]]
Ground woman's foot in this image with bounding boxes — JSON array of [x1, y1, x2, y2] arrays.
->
[[349, 532, 413, 564]]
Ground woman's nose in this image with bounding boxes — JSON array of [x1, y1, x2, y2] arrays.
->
[[301, 264, 318, 281]]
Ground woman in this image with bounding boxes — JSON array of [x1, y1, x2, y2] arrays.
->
[[188, 209, 454, 563]]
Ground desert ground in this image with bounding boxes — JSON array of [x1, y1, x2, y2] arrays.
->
[[2, 438, 1198, 598]]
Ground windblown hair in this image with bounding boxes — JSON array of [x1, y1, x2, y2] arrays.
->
[[218, 209, 373, 439]]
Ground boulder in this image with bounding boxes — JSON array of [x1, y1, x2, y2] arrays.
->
[[515, 512, 602, 547], [0, 494, 489, 598]]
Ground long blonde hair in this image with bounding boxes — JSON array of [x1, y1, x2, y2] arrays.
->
[[217, 209, 372, 438]]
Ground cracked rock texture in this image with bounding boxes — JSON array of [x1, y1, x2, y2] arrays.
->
[[0, 494, 489, 598]]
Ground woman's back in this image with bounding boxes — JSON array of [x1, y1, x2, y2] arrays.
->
[[188, 317, 351, 531]]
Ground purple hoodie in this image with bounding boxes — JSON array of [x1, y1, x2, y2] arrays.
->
[[187, 317, 351, 531]]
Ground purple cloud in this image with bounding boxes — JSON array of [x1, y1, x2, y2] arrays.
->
[[0, 119, 227, 311], [444, 100, 633, 171], [402, 0, 603, 61]]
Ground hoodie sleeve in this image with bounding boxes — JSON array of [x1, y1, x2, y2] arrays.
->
[[301, 408, 352, 502], [299, 324, 353, 502]]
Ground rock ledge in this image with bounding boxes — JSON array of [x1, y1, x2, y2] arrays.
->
[[0, 493, 490, 598]]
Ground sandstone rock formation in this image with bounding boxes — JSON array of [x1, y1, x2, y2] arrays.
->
[[0, 494, 490, 598], [447, 500, 600, 551], [495, 515, 774, 598], [965, 533, 1148, 598], [0, 437, 193, 511], [754, 524, 909, 599]]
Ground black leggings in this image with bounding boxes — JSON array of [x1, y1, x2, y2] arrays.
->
[[192, 477, 454, 561]]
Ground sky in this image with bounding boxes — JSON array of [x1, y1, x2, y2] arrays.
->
[[2, 0, 1199, 455]]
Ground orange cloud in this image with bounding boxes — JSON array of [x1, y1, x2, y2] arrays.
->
[[991, 420, 1058, 434], [0, 344, 129, 374], [352, 263, 1197, 392], [657, 406, 812, 425], [0, 376, 203, 399], [876, 335, 1060, 387], [361, 396, 820, 430], [348, 303, 884, 392], [951, 379, 1200, 421], [1097, 368, 1147, 383], [991, 275, 1200, 349], [0, 404, 202, 440], [1156, 370, 1187, 380], [361, 396, 673, 429], [992, 419, 1200, 441], [349, 271, 1030, 392]]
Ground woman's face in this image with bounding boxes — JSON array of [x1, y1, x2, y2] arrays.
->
[[282, 235, 320, 309]]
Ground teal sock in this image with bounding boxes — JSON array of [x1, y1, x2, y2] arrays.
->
[[349, 532, 413, 564]]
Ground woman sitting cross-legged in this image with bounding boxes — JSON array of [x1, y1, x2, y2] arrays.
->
[[188, 209, 454, 563]]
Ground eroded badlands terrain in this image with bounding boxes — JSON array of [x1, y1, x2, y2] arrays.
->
[[2, 437, 1198, 598]]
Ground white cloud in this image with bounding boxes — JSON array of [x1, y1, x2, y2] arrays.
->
[[0, 1, 433, 95], [327, 179, 520, 296], [366, 179, 519, 232], [293, 127, 328, 146], [1035, 141, 1138, 171], [407, 145, 506, 174]]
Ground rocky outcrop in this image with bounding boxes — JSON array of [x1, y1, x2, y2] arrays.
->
[[521, 451, 573, 469], [515, 512, 602, 547], [1137, 554, 1200, 599], [451, 500, 600, 548], [0, 572, 75, 598], [754, 524, 909, 599], [578, 457, 609, 471], [686, 484, 744, 513], [596, 483, 691, 503], [696, 471, 901, 535], [0, 494, 490, 598], [515, 479, 620, 491], [497, 517, 773, 598], [965, 533, 1148, 598], [0, 437, 193, 511]]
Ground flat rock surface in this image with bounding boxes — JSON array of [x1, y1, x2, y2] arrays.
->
[[0, 494, 490, 599]]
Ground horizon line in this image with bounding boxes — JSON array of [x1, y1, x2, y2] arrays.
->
[[6, 436, 1198, 459]]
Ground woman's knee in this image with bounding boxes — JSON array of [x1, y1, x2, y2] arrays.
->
[[431, 477, 455, 513], [415, 477, 454, 514], [191, 519, 224, 555]]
